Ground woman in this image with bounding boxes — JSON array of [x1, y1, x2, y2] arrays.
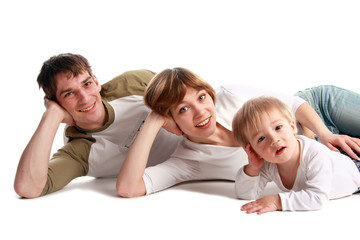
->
[[116, 67, 360, 197]]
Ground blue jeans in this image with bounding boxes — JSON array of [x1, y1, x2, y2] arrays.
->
[[353, 160, 360, 193], [295, 85, 360, 158], [354, 160, 360, 172], [295, 85, 360, 138]]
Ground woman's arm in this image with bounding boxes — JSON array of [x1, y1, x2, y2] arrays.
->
[[295, 102, 360, 159], [295, 102, 332, 137], [299, 124, 315, 139], [116, 111, 166, 198]]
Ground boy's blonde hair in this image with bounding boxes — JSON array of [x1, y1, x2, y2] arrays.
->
[[232, 96, 295, 147], [144, 67, 216, 118]]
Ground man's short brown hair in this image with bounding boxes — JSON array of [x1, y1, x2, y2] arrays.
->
[[37, 53, 93, 101]]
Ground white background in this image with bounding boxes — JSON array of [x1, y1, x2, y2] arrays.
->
[[1, 0, 360, 239]]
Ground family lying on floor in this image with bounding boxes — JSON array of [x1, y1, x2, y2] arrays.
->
[[14, 53, 360, 214]]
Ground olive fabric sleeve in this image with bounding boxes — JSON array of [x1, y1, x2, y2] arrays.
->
[[40, 128, 94, 196], [100, 69, 156, 102]]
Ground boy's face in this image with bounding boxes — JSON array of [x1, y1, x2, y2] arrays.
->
[[55, 71, 106, 129], [247, 108, 299, 164]]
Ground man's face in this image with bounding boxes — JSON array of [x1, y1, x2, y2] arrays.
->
[[55, 71, 106, 129]]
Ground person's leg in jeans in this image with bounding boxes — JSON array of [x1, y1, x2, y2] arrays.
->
[[295, 85, 360, 158]]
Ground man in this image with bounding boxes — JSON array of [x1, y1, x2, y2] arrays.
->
[[14, 53, 181, 198]]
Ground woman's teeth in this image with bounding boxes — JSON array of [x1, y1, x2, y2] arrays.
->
[[196, 118, 210, 127]]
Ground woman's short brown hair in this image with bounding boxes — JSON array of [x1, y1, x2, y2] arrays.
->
[[37, 53, 93, 101], [144, 67, 216, 118]]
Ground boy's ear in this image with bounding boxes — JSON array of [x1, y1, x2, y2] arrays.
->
[[290, 120, 297, 135]]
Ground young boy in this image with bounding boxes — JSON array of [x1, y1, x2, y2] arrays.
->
[[232, 96, 360, 214]]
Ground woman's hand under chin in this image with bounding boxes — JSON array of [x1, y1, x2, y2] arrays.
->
[[163, 117, 183, 136]]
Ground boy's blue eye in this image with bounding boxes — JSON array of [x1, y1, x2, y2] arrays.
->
[[258, 136, 265, 143], [276, 125, 282, 130], [199, 94, 205, 100]]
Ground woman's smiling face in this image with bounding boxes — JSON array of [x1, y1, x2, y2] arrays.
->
[[170, 87, 217, 143]]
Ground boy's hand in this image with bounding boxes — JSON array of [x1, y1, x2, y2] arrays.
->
[[241, 195, 282, 215], [243, 144, 264, 176]]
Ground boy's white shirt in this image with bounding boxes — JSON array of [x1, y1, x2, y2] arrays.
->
[[235, 135, 360, 211]]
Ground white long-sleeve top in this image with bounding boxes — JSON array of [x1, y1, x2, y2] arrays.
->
[[235, 135, 360, 211], [143, 84, 306, 194]]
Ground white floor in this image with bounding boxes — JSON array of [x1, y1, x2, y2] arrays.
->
[[5, 177, 360, 239], [2, 1, 360, 239]]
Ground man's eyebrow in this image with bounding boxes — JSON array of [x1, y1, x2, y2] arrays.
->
[[82, 76, 93, 83], [59, 76, 92, 96]]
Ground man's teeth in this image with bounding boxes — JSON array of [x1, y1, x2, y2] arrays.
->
[[196, 118, 209, 127], [80, 104, 94, 112]]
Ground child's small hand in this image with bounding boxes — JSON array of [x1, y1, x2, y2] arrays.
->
[[241, 195, 282, 215], [244, 144, 264, 170]]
